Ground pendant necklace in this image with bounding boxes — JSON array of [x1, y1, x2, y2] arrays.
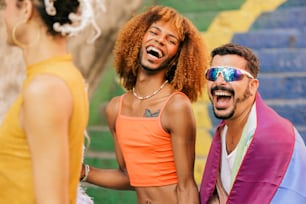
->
[[133, 80, 168, 100]]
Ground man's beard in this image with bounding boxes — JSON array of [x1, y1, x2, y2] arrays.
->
[[212, 86, 252, 120]]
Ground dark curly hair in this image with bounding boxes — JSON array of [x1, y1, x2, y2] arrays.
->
[[17, 0, 79, 36], [113, 5, 209, 102], [211, 43, 259, 78]]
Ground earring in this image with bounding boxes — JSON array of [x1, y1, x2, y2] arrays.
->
[[12, 20, 41, 48]]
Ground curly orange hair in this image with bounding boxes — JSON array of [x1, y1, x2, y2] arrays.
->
[[113, 5, 209, 102]]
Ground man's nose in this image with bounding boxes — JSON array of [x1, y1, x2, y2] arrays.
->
[[215, 72, 227, 83]]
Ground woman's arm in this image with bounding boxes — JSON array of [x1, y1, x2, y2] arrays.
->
[[162, 94, 200, 204], [22, 75, 72, 204]]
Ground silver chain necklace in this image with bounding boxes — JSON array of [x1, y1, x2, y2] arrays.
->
[[132, 80, 168, 100]]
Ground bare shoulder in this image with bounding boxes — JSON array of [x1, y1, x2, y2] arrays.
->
[[161, 92, 194, 130], [105, 96, 121, 117], [21, 75, 73, 128], [105, 95, 123, 131], [23, 74, 72, 106], [165, 92, 192, 113]]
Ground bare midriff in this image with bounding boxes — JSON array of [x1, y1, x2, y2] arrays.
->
[[136, 184, 177, 204]]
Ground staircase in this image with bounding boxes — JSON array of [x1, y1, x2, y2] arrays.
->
[[232, 0, 306, 141]]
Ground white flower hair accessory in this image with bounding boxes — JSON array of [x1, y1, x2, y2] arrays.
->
[[44, 0, 106, 43], [44, 0, 56, 16]]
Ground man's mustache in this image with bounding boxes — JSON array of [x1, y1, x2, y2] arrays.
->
[[211, 86, 234, 96]]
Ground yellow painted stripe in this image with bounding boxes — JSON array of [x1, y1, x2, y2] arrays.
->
[[203, 0, 287, 51], [194, 0, 286, 185]]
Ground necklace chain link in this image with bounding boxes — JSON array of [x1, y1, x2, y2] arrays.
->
[[132, 80, 168, 100]]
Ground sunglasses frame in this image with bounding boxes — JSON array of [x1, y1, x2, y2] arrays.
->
[[205, 66, 254, 82]]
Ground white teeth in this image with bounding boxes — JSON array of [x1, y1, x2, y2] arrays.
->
[[146, 46, 163, 58], [215, 91, 231, 96]]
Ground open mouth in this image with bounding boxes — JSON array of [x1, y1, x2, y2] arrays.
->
[[212, 90, 233, 109], [215, 91, 232, 98], [146, 46, 163, 58]]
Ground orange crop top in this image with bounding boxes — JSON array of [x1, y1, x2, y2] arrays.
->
[[115, 92, 188, 187]]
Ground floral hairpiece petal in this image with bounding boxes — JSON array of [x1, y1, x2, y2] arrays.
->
[[44, 0, 56, 16], [51, 0, 106, 42]]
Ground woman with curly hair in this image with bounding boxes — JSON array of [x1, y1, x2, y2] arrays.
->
[[81, 5, 209, 204], [0, 0, 103, 203]]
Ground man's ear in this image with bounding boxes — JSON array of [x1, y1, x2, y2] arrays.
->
[[250, 78, 259, 95]]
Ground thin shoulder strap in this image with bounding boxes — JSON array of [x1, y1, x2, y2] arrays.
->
[[117, 94, 127, 116]]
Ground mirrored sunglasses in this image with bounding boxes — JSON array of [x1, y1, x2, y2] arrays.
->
[[205, 66, 254, 82]]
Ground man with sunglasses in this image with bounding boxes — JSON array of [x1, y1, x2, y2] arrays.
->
[[199, 43, 306, 204]]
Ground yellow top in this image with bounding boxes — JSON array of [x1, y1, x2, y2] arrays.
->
[[0, 55, 89, 203]]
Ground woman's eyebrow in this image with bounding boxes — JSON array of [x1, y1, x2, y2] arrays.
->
[[151, 25, 179, 40]]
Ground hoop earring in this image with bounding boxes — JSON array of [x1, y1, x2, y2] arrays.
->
[[12, 20, 41, 49]]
